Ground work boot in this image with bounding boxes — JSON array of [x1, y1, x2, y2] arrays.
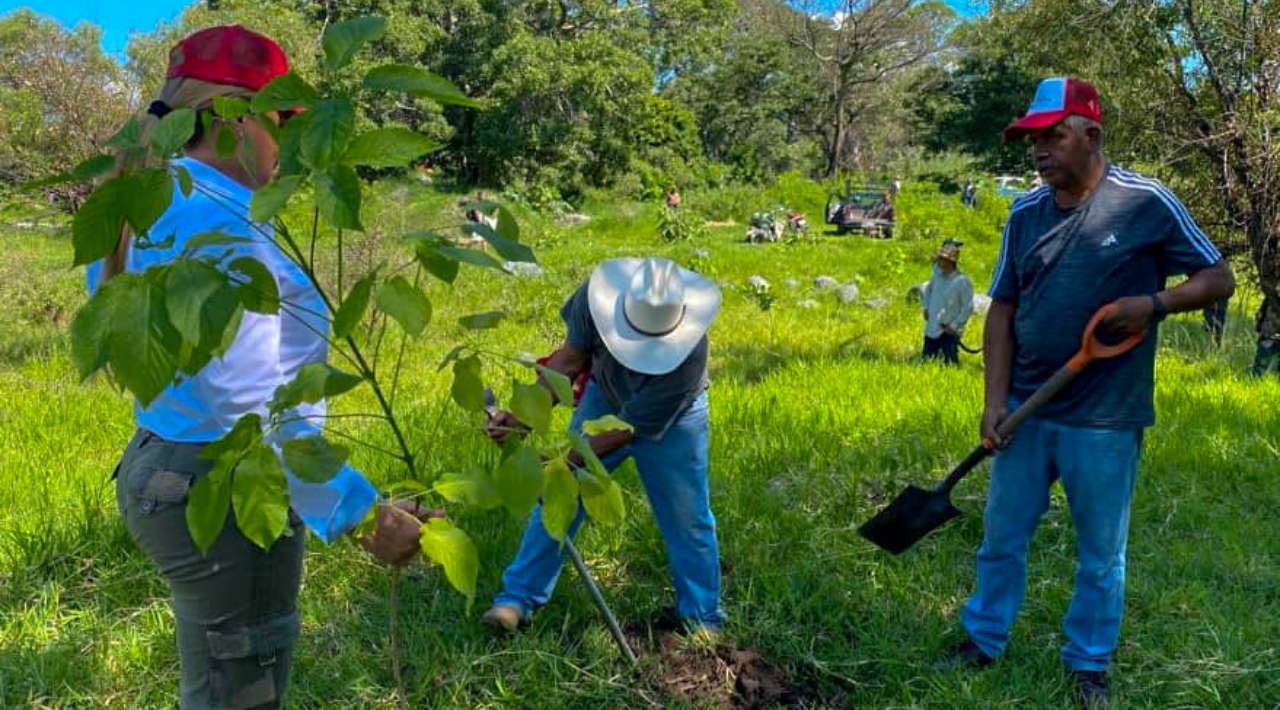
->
[[931, 639, 995, 672], [1072, 670, 1110, 708], [480, 604, 523, 633]]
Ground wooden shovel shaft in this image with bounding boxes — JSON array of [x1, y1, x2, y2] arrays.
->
[[937, 362, 1081, 495]]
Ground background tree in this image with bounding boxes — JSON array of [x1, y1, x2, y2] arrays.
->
[[789, 0, 953, 177], [0, 10, 132, 201]]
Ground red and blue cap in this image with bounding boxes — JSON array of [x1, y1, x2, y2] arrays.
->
[[1003, 77, 1103, 141], [166, 25, 290, 93]]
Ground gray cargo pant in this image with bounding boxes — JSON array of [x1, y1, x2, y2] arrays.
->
[[114, 429, 305, 709]]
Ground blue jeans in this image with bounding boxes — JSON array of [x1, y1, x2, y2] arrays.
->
[[961, 411, 1142, 671], [494, 381, 725, 629]]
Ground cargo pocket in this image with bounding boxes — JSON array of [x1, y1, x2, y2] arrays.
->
[[206, 612, 301, 709], [130, 468, 195, 516]]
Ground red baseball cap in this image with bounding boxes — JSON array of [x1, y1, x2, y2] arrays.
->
[[1003, 77, 1103, 141], [167, 25, 289, 93]]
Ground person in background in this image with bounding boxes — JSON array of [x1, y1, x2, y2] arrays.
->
[[922, 238, 975, 365], [1202, 296, 1229, 346], [1255, 299, 1279, 376], [962, 178, 978, 208], [481, 257, 726, 638], [891, 175, 903, 198], [937, 76, 1235, 707], [89, 26, 426, 709], [666, 187, 683, 209]]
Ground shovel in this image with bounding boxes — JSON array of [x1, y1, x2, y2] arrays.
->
[[484, 388, 639, 664], [858, 303, 1146, 555]]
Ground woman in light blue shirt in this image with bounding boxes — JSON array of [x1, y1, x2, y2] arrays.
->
[[90, 27, 423, 708]]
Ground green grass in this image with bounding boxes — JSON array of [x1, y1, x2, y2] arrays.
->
[[1, 178, 1277, 708]]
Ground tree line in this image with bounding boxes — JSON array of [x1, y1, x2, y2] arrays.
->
[[1, 0, 1276, 353]]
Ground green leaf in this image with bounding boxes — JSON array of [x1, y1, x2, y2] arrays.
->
[[437, 345, 466, 371], [200, 413, 263, 463], [582, 415, 634, 436], [569, 432, 609, 480], [437, 244, 504, 270], [22, 154, 117, 189], [541, 457, 579, 542], [511, 380, 552, 434], [70, 277, 124, 379], [406, 233, 459, 284], [383, 479, 430, 499], [250, 72, 319, 113], [375, 276, 431, 336], [611, 456, 640, 480], [165, 259, 227, 344], [363, 64, 481, 107], [314, 164, 363, 231], [229, 257, 279, 314], [496, 206, 520, 243], [432, 469, 500, 509], [71, 179, 126, 265], [215, 123, 238, 158], [460, 222, 536, 263], [333, 273, 375, 339], [187, 464, 232, 553], [175, 165, 193, 197], [268, 362, 364, 415], [212, 96, 250, 121], [250, 175, 302, 223], [105, 116, 143, 150], [105, 273, 181, 407], [534, 364, 574, 406], [282, 435, 349, 483], [323, 15, 387, 70], [450, 356, 485, 412], [179, 279, 241, 376], [231, 444, 290, 550], [275, 118, 305, 177], [183, 231, 254, 253], [122, 169, 174, 237], [300, 98, 356, 170], [494, 443, 543, 518], [417, 245, 460, 284], [577, 468, 625, 527], [341, 127, 438, 168], [151, 107, 196, 156], [71, 170, 173, 266], [458, 311, 505, 330], [419, 518, 479, 608]]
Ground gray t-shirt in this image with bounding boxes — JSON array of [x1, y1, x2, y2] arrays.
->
[[989, 164, 1221, 428], [561, 283, 709, 439]]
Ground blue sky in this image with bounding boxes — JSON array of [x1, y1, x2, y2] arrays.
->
[[0, 0, 192, 57], [1, 0, 984, 59]]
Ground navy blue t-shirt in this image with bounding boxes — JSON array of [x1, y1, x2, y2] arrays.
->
[[561, 283, 709, 440], [989, 165, 1222, 428]]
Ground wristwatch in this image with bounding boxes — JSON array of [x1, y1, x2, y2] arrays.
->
[[1149, 293, 1169, 323]]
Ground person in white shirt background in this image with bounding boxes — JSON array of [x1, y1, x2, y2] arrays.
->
[[88, 26, 424, 709]]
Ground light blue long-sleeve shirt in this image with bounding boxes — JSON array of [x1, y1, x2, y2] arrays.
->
[[87, 157, 377, 542]]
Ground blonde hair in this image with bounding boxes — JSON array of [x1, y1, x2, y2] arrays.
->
[[101, 77, 255, 280]]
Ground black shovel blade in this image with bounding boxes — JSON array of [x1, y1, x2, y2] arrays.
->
[[858, 484, 962, 555]]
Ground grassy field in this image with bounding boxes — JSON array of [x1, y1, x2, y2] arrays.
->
[[1, 176, 1277, 708]]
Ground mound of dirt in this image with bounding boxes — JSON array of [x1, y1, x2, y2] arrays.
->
[[648, 632, 798, 709]]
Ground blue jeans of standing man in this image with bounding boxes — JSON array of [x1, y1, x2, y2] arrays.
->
[[961, 410, 1142, 671], [494, 381, 725, 629]]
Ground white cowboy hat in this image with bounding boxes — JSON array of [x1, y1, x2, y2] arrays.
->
[[587, 257, 721, 376]]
